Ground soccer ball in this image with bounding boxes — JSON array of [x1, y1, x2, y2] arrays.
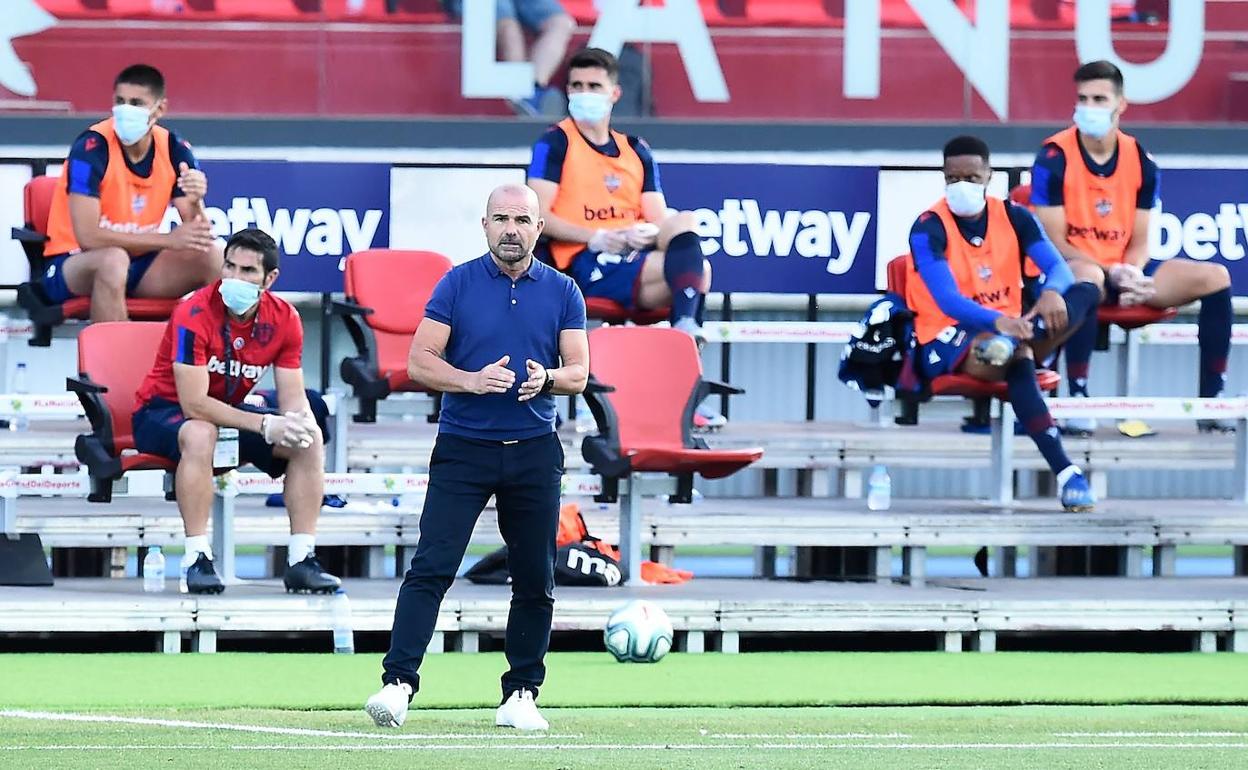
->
[[603, 600, 673, 663]]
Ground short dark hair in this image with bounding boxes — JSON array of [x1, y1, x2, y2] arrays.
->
[[943, 135, 990, 162], [1074, 60, 1124, 94], [225, 228, 279, 274], [567, 47, 619, 83], [114, 64, 166, 99]]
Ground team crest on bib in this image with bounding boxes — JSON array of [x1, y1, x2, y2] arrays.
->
[[131, 194, 146, 213], [603, 173, 621, 193], [1095, 197, 1113, 217], [254, 322, 276, 346], [978, 263, 992, 281]]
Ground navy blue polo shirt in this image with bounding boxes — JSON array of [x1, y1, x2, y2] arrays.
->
[[424, 253, 586, 441]]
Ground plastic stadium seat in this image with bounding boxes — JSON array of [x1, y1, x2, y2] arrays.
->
[[584, 297, 669, 326], [335, 249, 453, 422], [1098, 304, 1177, 329], [69, 322, 176, 503], [581, 326, 762, 503], [887, 255, 1061, 426], [10, 176, 180, 347]]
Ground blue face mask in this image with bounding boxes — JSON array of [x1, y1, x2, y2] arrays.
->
[[111, 103, 152, 146], [567, 92, 611, 123], [1073, 104, 1115, 139], [219, 278, 261, 315]]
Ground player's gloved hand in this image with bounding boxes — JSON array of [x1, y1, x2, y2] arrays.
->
[[262, 413, 316, 448], [281, 410, 318, 449], [624, 222, 659, 251], [588, 228, 629, 256]]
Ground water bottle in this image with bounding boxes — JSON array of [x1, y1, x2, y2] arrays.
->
[[573, 399, 596, 434], [10, 362, 28, 432], [331, 588, 355, 654], [866, 464, 891, 511], [143, 546, 166, 592]]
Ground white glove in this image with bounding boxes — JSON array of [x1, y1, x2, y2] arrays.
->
[[281, 410, 317, 449], [1108, 264, 1155, 306], [261, 412, 316, 449], [588, 228, 628, 256], [624, 222, 659, 251]]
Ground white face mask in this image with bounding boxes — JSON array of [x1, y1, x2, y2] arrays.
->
[[1073, 104, 1115, 139], [567, 92, 611, 123], [112, 103, 152, 146], [945, 181, 987, 218]]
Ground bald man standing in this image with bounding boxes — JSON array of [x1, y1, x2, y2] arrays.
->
[[366, 185, 588, 732]]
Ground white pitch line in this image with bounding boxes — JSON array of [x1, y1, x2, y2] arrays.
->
[[1057, 732, 1248, 738], [5, 742, 1248, 752], [0, 710, 578, 741], [711, 733, 911, 739]]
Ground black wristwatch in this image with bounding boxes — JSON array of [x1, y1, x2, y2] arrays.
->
[[539, 370, 555, 394]]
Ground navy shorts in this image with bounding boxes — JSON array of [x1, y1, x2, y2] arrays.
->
[[39, 251, 159, 304], [918, 324, 975, 379], [568, 248, 649, 309], [132, 390, 330, 478]]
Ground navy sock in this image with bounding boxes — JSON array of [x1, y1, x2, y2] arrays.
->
[[1199, 287, 1232, 398], [1007, 357, 1073, 475], [694, 293, 706, 326], [1063, 295, 1099, 397], [663, 231, 704, 324], [1062, 282, 1100, 331]]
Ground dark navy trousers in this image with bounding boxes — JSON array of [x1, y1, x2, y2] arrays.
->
[[382, 431, 564, 700]]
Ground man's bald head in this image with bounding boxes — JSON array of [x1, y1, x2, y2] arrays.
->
[[482, 184, 544, 266], [486, 184, 540, 217]]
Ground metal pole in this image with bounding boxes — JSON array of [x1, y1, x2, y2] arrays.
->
[[319, 293, 333, 393], [211, 492, 237, 583], [1235, 417, 1248, 504], [719, 293, 732, 418], [805, 294, 817, 421], [991, 401, 1015, 505], [619, 473, 643, 585]]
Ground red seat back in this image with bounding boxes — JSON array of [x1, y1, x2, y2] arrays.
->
[[344, 249, 452, 335], [1009, 183, 1033, 209], [886, 255, 908, 295], [24, 176, 58, 235], [78, 322, 168, 453], [588, 326, 701, 449]]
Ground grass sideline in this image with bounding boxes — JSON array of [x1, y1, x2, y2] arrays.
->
[[2, 653, 1247, 710], [2, 705, 1247, 769]]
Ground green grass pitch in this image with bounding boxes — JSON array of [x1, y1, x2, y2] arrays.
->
[[2, 652, 1246, 768]]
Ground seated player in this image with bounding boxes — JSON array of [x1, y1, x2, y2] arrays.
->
[[132, 228, 340, 595], [39, 63, 221, 321], [526, 47, 723, 429], [1032, 60, 1234, 435], [907, 136, 1104, 511]]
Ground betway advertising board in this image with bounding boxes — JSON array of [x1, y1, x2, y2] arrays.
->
[[661, 164, 879, 294], [184, 161, 390, 292], [1149, 169, 1248, 293]]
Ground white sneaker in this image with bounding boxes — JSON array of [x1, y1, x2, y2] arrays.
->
[[1062, 416, 1097, 436], [495, 689, 549, 731], [364, 682, 411, 728], [694, 402, 727, 431]]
